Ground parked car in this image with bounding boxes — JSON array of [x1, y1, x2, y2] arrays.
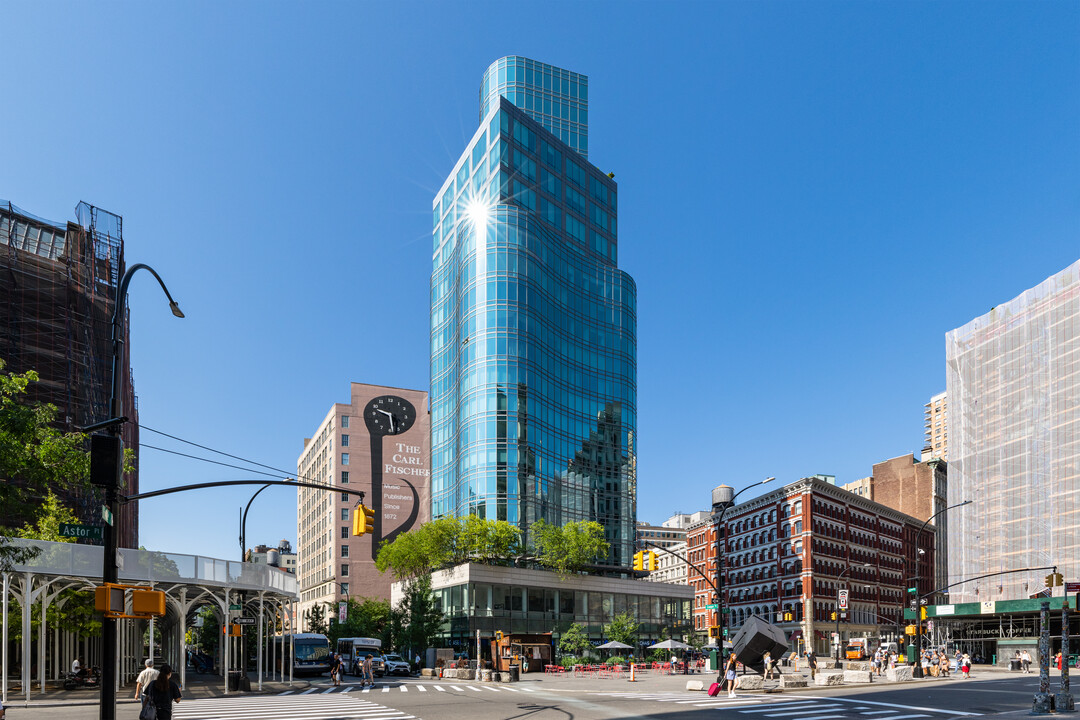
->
[[382, 653, 411, 676]]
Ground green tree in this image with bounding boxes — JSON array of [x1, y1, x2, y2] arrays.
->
[[394, 575, 444, 659], [558, 622, 591, 658], [604, 611, 639, 648], [530, 519, 610, 574], [305, 602, 329, 635], [376, 515, 523, 579], [0, 360, 94, 570], [18, 491, 79, 540], [328, 596, 392, 646]]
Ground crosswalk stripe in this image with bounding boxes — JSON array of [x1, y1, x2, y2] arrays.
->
[[382, 686, 390, 692], [417, 685, 427, 692], [452, 685, 465, 691], [278, 690, 294, 695], [520, 687, 535, 692], [739, 704, 829, 713], [859, 712, 895, 716], [300, 688, 319, 694], [434, 685, 446, 691], [886, 716, 932, 720], [342, 687, 352, 693], [173, 695, 417, 720], [322, 687, 335, 693], [482, 686, 501, 692], [763, 710, 844, 718], [500, 686, 520, 692], [785, 716, 844, 720], [400, 686, 409, 692], [466, 685, 483, 692]]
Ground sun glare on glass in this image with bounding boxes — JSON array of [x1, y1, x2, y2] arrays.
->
[[465, 198, 490, 232]]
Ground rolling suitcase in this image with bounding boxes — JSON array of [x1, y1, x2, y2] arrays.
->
[[707, 682, 722, 697]]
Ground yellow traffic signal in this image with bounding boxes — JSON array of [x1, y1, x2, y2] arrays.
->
[[905, 624, 917, 635], [131, 589, 166, 618], [783, 612, 793, 622], [353, 504, 376, 536], [1046, 574, 1055, 588], [708, 626, 719, 639], [495, 631, 504, 643], [830, 611, 837, 621], [646, 551, 657, 572], [633, 551, 644, 571], [1054, 572, 1065, 587], [920, 607, 927, 620]]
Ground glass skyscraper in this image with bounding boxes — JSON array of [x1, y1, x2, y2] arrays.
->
[[431, 57, 637, 567]]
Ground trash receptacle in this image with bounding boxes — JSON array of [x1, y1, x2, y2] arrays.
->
[[228, 671, 250, 691], [1010, 659, 1021, 672], [508, 664, 519, 682]]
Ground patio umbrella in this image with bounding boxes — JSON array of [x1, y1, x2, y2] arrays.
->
[[646, 639, 690, 650], [596, 641, 633, 650]]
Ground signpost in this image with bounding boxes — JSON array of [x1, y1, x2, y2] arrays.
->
[[101, 506, 114, 526], [838, 589, 849, 611], [234, 617, 256, 626], [59, 523, 103, 541], [704, 604, 719, 610]]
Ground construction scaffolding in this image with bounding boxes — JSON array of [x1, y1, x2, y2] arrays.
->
[[0, 200, 140, 547], [945, 259, 1080, 604]]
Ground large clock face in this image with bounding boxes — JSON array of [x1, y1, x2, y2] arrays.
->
[[364, 395, 416, 436]]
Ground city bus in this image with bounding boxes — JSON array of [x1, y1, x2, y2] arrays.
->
[[273, 633, 332, 676], [336, 637, 385, 677]]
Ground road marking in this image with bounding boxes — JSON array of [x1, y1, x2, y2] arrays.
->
[[763, 707, 844, 717], [858, 712, 895, 715], [400, 686, 408, 692], [277, 690, 294, 695], [520, 687, 536, 692], [382, 686, 390, 692], [342, 686, 352, 693], [173, 695, 417, 720], [482, 686, 502, 692], [886, 716, 931, 720], [827, 697, 983, 716], [434, 685, 446, 691], [452, 685, 465, 691], [500, 686, 521, 692], [417, 685, 427, 692], [300, 688, 319, 694], [322, 687, 336, 693], [783, 716, 844, 720], [466, 685, 483, 692], [739, 704, 835, 714]]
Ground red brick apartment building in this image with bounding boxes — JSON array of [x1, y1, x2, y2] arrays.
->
[[686, 476, 934, 655]]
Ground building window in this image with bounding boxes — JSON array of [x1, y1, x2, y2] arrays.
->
[[341, 508, 349, 521], [341, 545, 349, 558], [341, 471, 349, 484], [340, 582, 349, 594], [341, 527, 348, 539], [341, 492, 349, 501], [341, 416, 349, 428], [341, 453, 349, 465], [341, 434, 350, 447], [341, 564, 349, 577]]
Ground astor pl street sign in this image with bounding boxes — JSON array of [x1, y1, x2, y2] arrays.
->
[[705, 604, 719, 610], [60, 523, 103, 541]]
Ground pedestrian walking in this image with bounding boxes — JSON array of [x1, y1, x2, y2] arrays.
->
[[724, 652, 739, 698], [939, 653, 949, 677], [1056, 651, 1063, 671], [134, 659, 159, 701], [1022, 650, 1032, 673], [330, 653, 342, 686], [961, 653, 971, 678], [148, 664, 181, 720], [806, 650, 818, 681], [763, 651, 774, 680], [362, 654, 374, 688]]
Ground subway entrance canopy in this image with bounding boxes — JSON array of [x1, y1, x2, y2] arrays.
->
[[1, 538, 300, 707]]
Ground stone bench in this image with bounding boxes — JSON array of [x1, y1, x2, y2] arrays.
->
[[843, 670, 874, 684], [815, 672, 844, 686], [685, 680, 704, 691], [735, 675, 764, 690], [780, 674, 807, 688], [886, 665, 913, 682]]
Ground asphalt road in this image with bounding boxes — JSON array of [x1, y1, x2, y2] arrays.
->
[[4, 673, 1051, 720]]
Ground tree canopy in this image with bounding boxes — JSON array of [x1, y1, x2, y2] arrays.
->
[[603, 611, 639, 648], [376, 515, 522, 580], [529, 519, 610, 574]]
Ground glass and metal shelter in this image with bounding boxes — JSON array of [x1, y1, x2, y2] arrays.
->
[[1, 538, 300, 707]]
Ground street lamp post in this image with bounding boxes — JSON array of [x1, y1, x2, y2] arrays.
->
[[835, 562, 871, 663], [240, 483, 275, 561], [911, 499, 971, 677], [712, 477, 775, 678], [99, 264, 183, 720]]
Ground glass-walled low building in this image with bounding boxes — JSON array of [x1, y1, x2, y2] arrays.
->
[[393, 563, 692, 653]]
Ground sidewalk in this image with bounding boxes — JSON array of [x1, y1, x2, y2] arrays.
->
[[0, 671, 309, 709]]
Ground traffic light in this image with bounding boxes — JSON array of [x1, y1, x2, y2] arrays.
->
[[905, 624, 918, 635], [645, 551, 657, 572], [831, 611, 837, 621], [1046, 574, 1055, 588], [633, 551, 645, 571], [708, 626, 720, 639], [920, 607, 927, 620], [222, 624, 241, 637], [495, 631, 504, 643], [1053, 572, 1065, 587], [353, 504, 376, 536], [783, 611, 793, 622]]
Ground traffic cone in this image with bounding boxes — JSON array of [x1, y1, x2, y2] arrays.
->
[[629, 663, 636, 682]]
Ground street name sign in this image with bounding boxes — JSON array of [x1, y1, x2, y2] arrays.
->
[[60, 523, 103, 541], [233, 617, 256, 625], [101, 505, 114, 526], [704, 604, 719, 610]]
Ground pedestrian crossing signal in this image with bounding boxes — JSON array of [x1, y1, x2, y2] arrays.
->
[[905, 624, 918, 635], [783, 612, 793, 622], [353, 504, 376, 537], [708, 626, 720, 639]]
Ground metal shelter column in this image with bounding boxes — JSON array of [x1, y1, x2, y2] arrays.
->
[[179, 589, 187, 692], [2, 572, 9, 706], [257, 592, 264, 691]]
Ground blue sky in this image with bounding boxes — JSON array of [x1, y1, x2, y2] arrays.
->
[[2, 1, 1077, 560]]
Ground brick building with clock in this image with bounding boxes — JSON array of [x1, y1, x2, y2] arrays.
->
[[295, 382, 430, 626], [685, 476, 934, 656]]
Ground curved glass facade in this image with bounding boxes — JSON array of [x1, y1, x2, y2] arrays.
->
[[480, 56, 589, 159], [432, 60, 635, 567]]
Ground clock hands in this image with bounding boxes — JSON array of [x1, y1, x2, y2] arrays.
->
[[376, 408, 396, 432]]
